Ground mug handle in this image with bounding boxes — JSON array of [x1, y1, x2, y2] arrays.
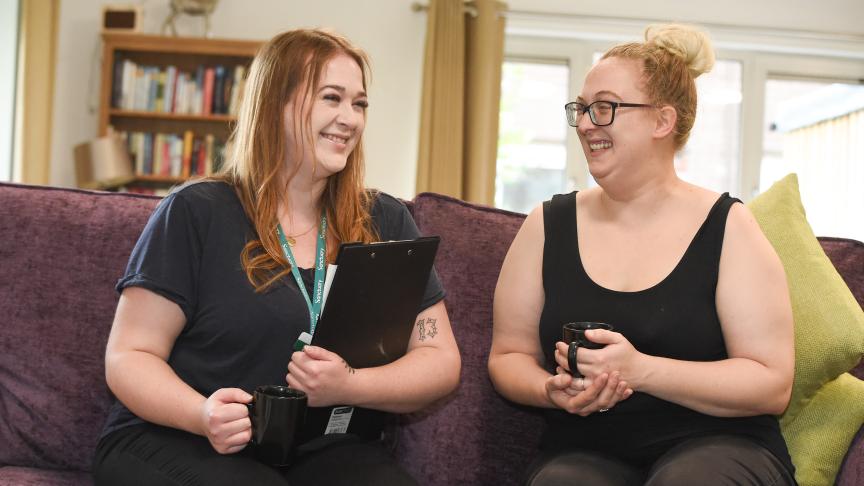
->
[[246, 399, 256, 446], [568, 341, 583, 378]]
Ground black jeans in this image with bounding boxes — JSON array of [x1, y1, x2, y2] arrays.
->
[[92, 423, 418, 486], [524, 435, 796, 486]]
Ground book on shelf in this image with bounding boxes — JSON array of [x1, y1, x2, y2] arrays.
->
[[163, 66, 176, 113], [181, 130, 194, 178], [228, 65, 246, 115], [110, 59, 247, 116], [202, 67, 215, 115], [212, 65, 225, 115]]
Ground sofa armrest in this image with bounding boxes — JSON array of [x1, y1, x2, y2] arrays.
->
[[836, 425, 864, 486]]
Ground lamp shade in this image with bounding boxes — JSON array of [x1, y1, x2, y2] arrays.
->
[[74, 135, 135, 189]]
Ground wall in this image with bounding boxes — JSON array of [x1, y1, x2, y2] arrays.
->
[[49, 0, 426, 198], [48, 0, 863, 197], [507, 0, 864, 35]]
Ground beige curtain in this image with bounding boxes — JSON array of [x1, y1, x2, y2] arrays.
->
[[415, 0, 506, 204], [783, 109, 864, 241], [14, 0, 59, 185]]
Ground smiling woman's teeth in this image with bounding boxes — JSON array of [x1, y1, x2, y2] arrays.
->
[[590, 141, 612, 150], [322, 134, 347, 144]]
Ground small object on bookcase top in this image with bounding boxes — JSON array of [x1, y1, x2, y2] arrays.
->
[[102, 6, 142, 32], [162, 0, 220, 38]]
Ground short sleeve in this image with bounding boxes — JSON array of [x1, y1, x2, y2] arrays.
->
[[116, 191, 202, 321], [371, 192, 446, 312]]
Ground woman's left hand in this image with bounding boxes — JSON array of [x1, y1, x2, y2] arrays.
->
[[286, 345, 357, 407], [554, 330, 645, 386]]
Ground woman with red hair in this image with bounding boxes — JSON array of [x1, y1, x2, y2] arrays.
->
[[94, 29, 460, 486]]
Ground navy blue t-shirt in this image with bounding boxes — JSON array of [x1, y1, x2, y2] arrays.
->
[[101, 181, 445, 438]]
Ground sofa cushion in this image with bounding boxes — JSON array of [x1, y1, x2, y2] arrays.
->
[[0, 183, 159, 471], [747, 174, 864, 485], [781, 373, 864, 486], [0, 466, 92, 486], [818, 237, 864, 382], [397, 192, 544, 486]]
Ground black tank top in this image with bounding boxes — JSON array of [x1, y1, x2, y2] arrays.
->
[[538, 191, 793, 473]]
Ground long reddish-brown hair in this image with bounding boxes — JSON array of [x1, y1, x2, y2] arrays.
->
[[217, 29, 378, 292]]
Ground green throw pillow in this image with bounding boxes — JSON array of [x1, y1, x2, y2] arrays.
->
[[747, 173, 864, 485], [781, 373, 864, 486]]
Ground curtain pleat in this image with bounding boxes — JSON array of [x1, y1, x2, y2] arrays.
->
[[416, 0, 506, 205], [416, 0, 466, 197], [463, 0, 505, 203], [15, 0, 58, 185]]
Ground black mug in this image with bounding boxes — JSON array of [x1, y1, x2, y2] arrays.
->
[[248, 385, 307, 466], [561, 322, 615, 378]]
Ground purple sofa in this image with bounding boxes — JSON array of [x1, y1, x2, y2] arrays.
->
[[0, 182, 862, 485]]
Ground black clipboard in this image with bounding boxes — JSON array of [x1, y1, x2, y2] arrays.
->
[[310, 236, 440, 367], [298, 236, 440, 443]]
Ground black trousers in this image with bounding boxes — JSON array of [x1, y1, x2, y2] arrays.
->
[[92, 423, 418, 486], [524, 435, 797, 486]]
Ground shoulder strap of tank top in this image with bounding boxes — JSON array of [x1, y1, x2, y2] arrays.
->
[[690, 192, 743, 281], [542, 191, 578, 288], [543, 192, 578, 256]]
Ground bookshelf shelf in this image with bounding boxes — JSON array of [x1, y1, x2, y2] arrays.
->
[[108, 109, 237, 123], [134, 174, 189, 184], [99, 33, 262, 193]]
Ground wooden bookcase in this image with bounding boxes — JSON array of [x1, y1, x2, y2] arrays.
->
[[98, 33, 262, 191]]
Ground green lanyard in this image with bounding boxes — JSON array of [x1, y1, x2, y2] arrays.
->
[[277, 211, 327, 335]]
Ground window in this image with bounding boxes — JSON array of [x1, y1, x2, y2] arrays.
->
[[762, 79, 864, 240], [495, 60, 569, 214], [676, 60, 742, 194]]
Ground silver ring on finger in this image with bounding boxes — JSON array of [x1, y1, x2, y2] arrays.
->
[[599, 408, 609, 412]]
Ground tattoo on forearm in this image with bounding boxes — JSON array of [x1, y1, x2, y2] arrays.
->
[[416, 317, 438, 341], [342, 359, 356, 375], [427, 318, 438, 339], [417, 318, 426, 341]]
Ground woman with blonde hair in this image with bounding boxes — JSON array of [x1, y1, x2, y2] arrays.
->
[[93, 28, 459, 485], [489, 24, 796, 485]]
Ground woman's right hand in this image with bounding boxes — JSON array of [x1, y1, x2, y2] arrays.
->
[[200, 388, 253, 454], [545, 370, 632, 416]]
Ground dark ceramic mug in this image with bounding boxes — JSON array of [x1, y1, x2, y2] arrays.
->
[[248, 385, 307, 466], [561, 322, 615, 378]]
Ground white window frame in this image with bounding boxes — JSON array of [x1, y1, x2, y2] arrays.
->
[[0, 0, 20, 182], [735, 51, 864, 198], [503, 13, 864, 200]]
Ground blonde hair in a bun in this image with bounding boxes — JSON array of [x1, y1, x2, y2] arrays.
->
[[601, 23, 716, 150], [645, 24, 715, 78]]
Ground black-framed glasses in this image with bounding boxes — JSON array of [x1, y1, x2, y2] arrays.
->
[[564, 100, 654, 127]]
